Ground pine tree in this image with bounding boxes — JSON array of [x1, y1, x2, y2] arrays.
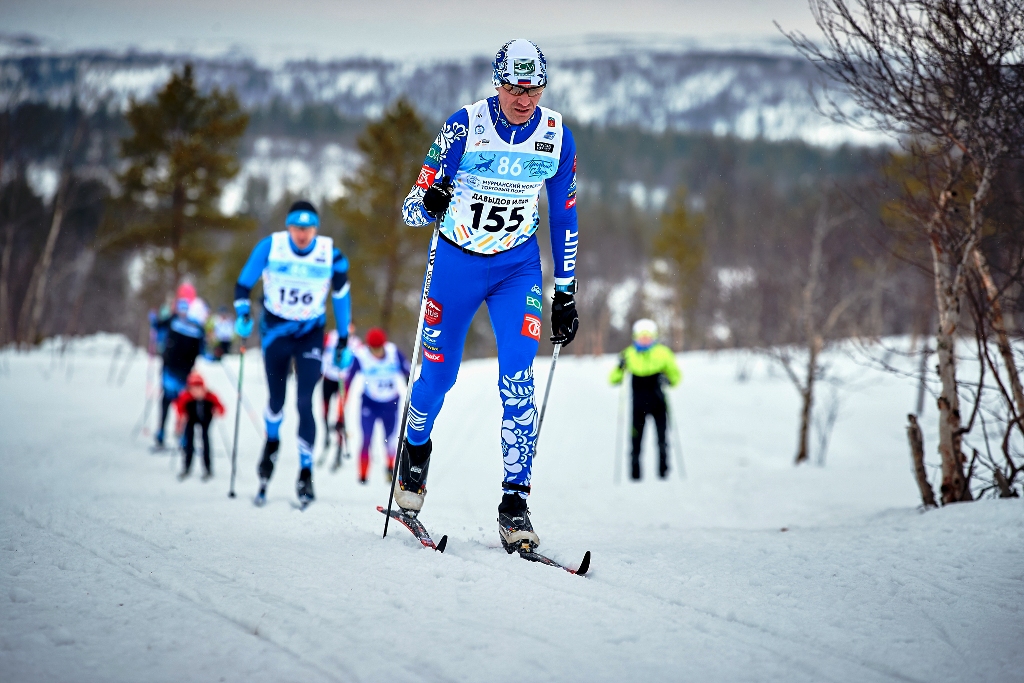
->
[[652, 187, 705, 348], [333, 98, 432, 339], [110, 64, 251, 287]]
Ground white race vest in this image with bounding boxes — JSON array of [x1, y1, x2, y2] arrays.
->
[[353, 342, 404, 403], [261, 231, 333, 321], [441, 100, 563, 255]]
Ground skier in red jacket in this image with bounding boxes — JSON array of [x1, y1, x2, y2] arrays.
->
[[174, 372, 226, 481]]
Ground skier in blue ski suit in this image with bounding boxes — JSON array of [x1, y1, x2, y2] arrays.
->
[[396, 39, 579, 552], [234, 200, 352, 506]]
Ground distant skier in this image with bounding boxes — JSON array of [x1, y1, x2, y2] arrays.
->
[[609, 319, 681, 480], [150, 301, 173, 355], [233, 200, 352, 507], [344, 327, 410, 484], [151, 282, 209, 449], [173, 372, 225, 480], [321, 326, 359, 453], [397, 38, 580, 552], [210, 307, 235, 359]]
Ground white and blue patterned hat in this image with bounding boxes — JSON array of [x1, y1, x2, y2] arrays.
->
[[493, 39, 548, 88]]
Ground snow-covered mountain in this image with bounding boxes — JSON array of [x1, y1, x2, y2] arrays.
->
[[2, 42, 887, 148]]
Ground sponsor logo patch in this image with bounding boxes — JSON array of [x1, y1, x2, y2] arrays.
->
[[544, 131, 556, 140], [426, 144, 443, 162], [521, 314, 541, 341], [475, 139, 490, 146], [474, 124, 485, 134], [572, 155, 577, 172], [547, 117, 555, 127], [535, 142, 554, 153], [416, 165, 437, 190], [565, 197, 576, 209], [531, 284, 542, 295], [423, 348, 444, 362], [526, 295, 542, 313], [424, 298, 442, 325], [513, 58, 536, 76], [422, 326, 441, 350]]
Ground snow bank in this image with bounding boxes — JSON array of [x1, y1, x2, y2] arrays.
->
[[1, 341, 1020, 682]]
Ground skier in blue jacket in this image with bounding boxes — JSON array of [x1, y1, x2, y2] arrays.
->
[[234, 200, 352, 507], [397, 39, 579, 553]]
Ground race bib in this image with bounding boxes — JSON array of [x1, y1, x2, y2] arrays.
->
[[261, 232, 333, 321], [440, 100, 562, 255]]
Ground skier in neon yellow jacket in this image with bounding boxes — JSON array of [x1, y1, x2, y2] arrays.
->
[[609, 319, 681, 479]]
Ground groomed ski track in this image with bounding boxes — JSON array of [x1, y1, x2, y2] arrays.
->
[[1, 335, 1021, 682]]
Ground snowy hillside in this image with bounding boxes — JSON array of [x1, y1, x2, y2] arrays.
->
[[1, 336, 1021, 682], [2, 45, 887, 147]]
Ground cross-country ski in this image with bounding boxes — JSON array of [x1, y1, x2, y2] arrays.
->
[[377, 506, 447, 552]]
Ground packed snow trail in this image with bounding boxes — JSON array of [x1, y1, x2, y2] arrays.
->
[[1, 336, 1021, 682]]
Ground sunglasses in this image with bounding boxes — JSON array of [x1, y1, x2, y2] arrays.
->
[[500, 82, 546, 97]]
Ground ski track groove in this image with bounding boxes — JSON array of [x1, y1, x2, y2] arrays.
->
[[12, 504, 353, 683], [434, 537, 912, 683]]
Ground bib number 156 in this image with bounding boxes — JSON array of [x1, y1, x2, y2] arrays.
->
[[279, 287, 314, 306], [469, 203, 525, 233]]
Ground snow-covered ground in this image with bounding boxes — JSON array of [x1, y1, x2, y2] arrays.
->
[[1, 336, 1021, 682]]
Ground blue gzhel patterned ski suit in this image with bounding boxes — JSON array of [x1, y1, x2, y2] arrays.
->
[[402, 95, 578, 498], [235, 232, 351, 471]]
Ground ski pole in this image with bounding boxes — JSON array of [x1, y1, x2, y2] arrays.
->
[[220, 359, 264, 436], [533, 343, 561, 457], [614, 372, 627, 484], [228, 345, 246, 498], [131, 352, 158, 439], [665, 392, 686, 479], [384, 224, 441, 538]]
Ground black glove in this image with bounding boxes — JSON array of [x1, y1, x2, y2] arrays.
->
[[422, 176, 454, 220], [550, 290, 579, 346]]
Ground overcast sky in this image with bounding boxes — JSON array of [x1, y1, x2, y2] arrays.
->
[[1, 0, 820, 60]]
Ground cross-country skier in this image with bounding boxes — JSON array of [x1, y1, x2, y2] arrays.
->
[[609, 319, 681, 480], [233, 200, 352, 507], [210, 306, 235, 360], [397, 38, 580, 552], [151, 283, 209, 449], [173, 371, 225, 480], [344, 327, 410, 484], [150, 301, 173, 354]]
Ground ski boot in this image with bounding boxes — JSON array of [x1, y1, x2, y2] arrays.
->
[[498, 492, 540, 554], [177, 469, 191, 482], [254, 439, 279, 507], [395, 439, 431, 516], [201, 470, 213, 482], [296, 467, 315, 505]]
